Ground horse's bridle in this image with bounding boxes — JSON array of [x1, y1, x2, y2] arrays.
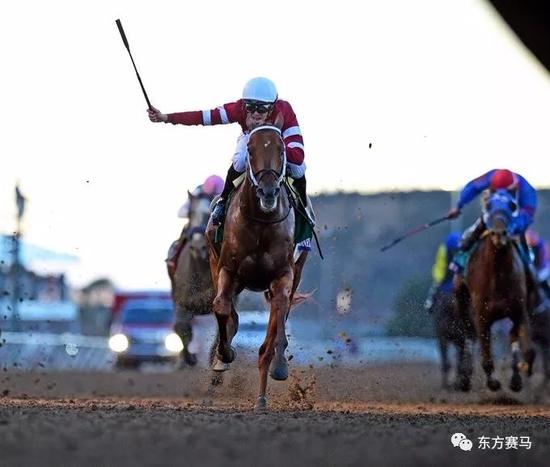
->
[[244, 125, 292, 224], [246, 125, 287, 188]]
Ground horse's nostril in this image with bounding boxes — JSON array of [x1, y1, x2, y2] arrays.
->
[[274, 188, 280, 197]]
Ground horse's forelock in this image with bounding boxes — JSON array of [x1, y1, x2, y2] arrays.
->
[[248, 127, 284, 171]]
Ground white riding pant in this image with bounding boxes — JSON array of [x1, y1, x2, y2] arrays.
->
[[231, 133, 306, 179]]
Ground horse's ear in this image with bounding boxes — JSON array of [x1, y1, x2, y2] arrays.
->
[[273, 113, 284, 130], [187, 190, 194, 199]]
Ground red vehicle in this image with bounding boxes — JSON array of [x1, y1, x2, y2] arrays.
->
[[109, 290, 182, 369]]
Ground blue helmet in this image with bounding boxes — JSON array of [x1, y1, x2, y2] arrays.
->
[[242, 77, 278, 103]]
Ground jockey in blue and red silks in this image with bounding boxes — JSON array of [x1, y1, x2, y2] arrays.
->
[[147, 77, 309, 234], [447, 168, 537, 259], [447, 168, 548, 312]]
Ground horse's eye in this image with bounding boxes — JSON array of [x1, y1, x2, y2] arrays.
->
[[508, 201, 517, 212]]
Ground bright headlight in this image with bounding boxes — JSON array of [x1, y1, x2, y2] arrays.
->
[[165, 333, 183, 352], [109, 333, 129, 352]]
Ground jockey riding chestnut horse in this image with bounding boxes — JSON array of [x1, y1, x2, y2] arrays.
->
[[148, 78, 312, 408], [205, 122, 310, 410], [448, 168, 547, 313], [453, 188, 536, 392], [148, 76, 313, 252]]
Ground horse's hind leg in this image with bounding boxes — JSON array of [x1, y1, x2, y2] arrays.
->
[[255, 309, 278, 411], [174, 305, 197, 367], [478, 319, 501, 391], [437, 336, 451, 390], [518, 319, 536, 377], [454, 336, 473, 391], [453, 280, 473, 391]]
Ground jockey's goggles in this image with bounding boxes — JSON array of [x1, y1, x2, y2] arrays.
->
[[244, 100, 272, 114]]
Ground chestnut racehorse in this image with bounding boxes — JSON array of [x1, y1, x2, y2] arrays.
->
[[454, 189, 536, 392], [206, 124, 309, 410]]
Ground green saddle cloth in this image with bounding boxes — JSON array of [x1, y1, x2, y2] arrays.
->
[[214, 177, 313, 246]]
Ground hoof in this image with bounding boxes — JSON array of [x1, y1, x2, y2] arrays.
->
[[218, 346, 237, 364], [269, 357, 289, 381], [183, 351, 198, 367], [254, 395, 267, 412], [212, 357, 231, 372], [510, 374, 522, 392], [453, 377, 471, 392], [487, 379, 502, 392], [518, 361, 533, 377]]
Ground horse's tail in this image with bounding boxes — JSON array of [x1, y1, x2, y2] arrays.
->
[[263, 290, 314, 310]]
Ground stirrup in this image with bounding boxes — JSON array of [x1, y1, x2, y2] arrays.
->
[[211, 200, 226, 226], [450, 251, 467, 273]]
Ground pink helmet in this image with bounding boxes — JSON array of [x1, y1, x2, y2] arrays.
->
[[202, 175, 224, 196]]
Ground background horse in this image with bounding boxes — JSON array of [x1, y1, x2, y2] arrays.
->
[[171, 192, 214, 366], [454, 189, 536, 392], [431, 289, 475, 390], [206, 124, 309, 410]]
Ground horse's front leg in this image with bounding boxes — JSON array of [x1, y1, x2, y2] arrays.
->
[[255, 270, 293, 411], [269, 270, 293, 381], [213, 267, 238, 365], [476, 315, 501, 391]]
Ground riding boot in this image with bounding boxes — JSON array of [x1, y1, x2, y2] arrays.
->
[[165, 224, 189, 277], [459, 217, 486, 251], [212, 165, 242, 226], [450, 217, 487, 273], [292, 175, 308, 209]]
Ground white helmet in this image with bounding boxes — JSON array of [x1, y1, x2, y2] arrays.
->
[[242, 77, 278, 103]]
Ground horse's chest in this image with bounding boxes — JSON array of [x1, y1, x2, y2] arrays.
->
[[239, 252, 280, 279]]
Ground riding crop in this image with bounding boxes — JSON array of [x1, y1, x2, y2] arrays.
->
[[380, 214, 452, 252], [115, 19, 153, 110]]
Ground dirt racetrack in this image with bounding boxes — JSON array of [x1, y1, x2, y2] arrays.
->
[[1, 362, 549, 466]]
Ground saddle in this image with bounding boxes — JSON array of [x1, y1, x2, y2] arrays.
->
[[452, 231, 528, 278], [212, 176, 314, 250]]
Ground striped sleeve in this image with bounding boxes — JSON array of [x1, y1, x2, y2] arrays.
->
[[280, 102, 305, 165], [167, 101, 240, 126]]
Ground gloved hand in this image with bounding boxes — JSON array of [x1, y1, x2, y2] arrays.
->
[[147, 106, 168, 123], [447, 207, 461, 219]]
